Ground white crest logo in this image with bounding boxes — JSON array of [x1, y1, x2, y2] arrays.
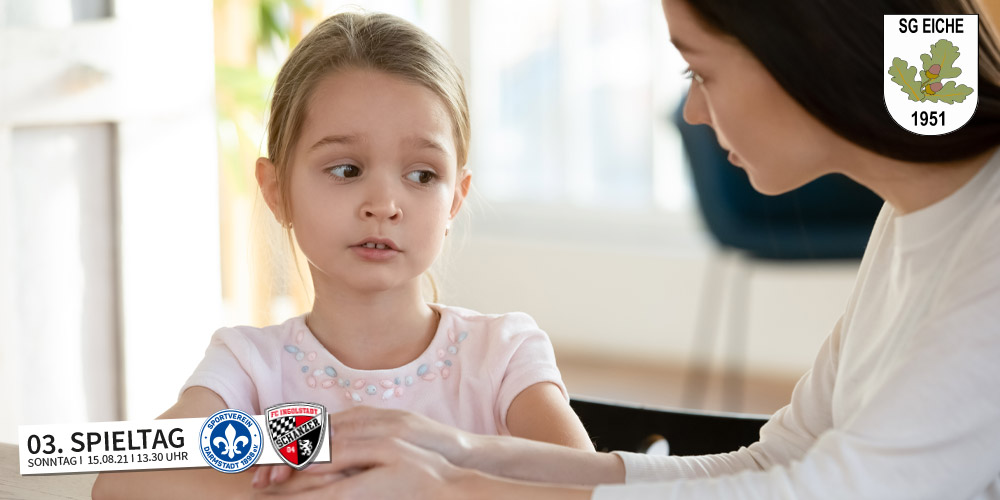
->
[[883, 15, 978, 135]]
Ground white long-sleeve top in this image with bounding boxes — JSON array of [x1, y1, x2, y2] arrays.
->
[[593, 148, 1000, 500]]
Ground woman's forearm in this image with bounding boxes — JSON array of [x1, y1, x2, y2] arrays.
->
[[452, 467, 597, 500], [461, 435, 625, 486]]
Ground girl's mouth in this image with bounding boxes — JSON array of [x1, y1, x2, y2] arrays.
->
[[351, 237, 401, 261], [352, 246, 399, 261]]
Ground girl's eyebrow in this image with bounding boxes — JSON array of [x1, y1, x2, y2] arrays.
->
[[308, 134, 448, 155], [309, 134, 363, 151], [402, 136, 449, 155]]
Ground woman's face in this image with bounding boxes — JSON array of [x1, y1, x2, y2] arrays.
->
[[663, 0, 842, 195]]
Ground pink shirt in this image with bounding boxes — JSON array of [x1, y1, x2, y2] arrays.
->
[[181, 304, 567, 435]]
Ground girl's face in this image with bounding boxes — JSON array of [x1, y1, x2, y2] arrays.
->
[[663, 0, 842, 194], [277, 68, 469, 296]]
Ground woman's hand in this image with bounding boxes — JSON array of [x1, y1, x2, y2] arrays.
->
[[249, 465, 347, 497], [255, 406, 623, 490], [254, 406, 481, 488], [329, 406, 479, 463]]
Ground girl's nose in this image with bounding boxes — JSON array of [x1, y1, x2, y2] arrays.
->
[[362, 202, 402, 221], [360, 184, 402, 222]]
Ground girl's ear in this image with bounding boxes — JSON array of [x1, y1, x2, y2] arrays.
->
[[449, 169, 472, 219], [255, 157, 285, 224]]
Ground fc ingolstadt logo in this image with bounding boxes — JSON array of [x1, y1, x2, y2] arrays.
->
[[265, 403, 327, 470]]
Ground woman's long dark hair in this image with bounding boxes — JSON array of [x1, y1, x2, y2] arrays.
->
[[685, 0, 1000, 163]]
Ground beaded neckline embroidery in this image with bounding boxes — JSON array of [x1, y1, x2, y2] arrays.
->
[[283, 325, 469, 403]]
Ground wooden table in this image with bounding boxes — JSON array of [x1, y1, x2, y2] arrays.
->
[[0, 443, 96, 499]]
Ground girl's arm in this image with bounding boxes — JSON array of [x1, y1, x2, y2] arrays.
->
[[505, 382, 594, 451], [92, 387, 262, 500]]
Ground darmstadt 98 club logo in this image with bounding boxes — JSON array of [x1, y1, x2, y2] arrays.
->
[[199, 409, 263, 473], [265, 403, 327, 470], [884, 15, 978, 135]]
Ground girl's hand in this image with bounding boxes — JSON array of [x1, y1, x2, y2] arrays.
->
[[255, 436, 476, 500]]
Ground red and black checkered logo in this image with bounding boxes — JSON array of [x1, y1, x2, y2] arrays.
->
[[264, 403, 327, 470]]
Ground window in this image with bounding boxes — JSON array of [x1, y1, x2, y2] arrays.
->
[[468, 0, 693, 213], [0, 0, 219, 434]]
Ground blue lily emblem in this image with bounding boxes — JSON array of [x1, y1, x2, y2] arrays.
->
[[213, 424, 249, 459]]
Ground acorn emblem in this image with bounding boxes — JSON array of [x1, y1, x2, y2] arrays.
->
[[924, 63, 941, 80]]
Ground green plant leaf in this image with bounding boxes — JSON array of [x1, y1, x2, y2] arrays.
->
[[920, 39, 962, 82], [924, 80, 974, 104], [888, 57, 923, 102], [259, 1, 288, 44]]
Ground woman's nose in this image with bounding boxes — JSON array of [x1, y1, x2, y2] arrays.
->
[[682, 84, 709, 126]]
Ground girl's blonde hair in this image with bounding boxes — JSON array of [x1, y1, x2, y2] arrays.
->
[[266, 11, 471, 224]]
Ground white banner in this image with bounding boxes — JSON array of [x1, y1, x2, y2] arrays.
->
[[18, 414, 330, 475]]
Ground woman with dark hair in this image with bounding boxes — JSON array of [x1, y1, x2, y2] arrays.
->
[[252, 0, 1000, 498]]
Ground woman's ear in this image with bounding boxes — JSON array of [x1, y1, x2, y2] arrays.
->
[[449, 169, 472, 219], [255, 157, 285, 224]]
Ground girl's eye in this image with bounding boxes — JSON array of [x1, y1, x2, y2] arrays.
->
[[328, 164, 361, 178], [405, 170, 437, 184], [682, 66, 704, 84]]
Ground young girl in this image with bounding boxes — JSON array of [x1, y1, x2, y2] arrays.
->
[[93, 11, 591, 498], [253, 0, 1000, 498]]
